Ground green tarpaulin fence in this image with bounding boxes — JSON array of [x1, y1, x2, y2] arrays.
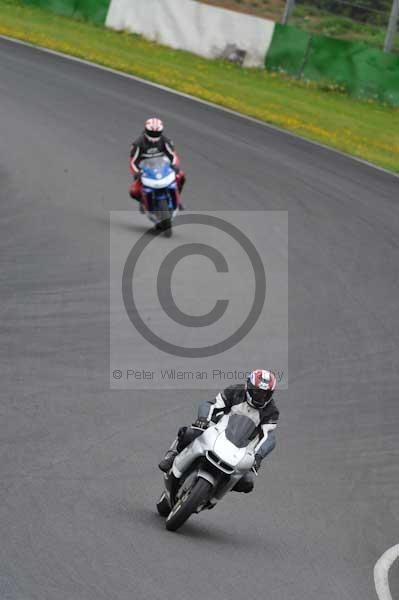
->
[[266, 24, 399, 106], [265, 24, 311, 78], [22, 0, 110, 24]]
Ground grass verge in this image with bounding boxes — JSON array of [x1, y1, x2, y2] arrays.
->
[[1, 0, 398, 173]]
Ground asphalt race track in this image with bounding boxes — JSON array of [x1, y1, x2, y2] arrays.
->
[[1, 37, 399, 600]]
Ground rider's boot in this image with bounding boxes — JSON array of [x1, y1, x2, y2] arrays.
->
[[232, 471, 255, 493], [158, 439, 179, 472], [158, 450, 178, 472], [173, 180, 185, 211]]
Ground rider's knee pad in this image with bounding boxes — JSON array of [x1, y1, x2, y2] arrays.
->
[[130, 180, 142, 200], [177, 425, 203, 452], [177, 426, 187, 443]]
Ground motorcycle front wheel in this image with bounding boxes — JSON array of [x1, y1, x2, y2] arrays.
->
[[165, 478, 212, 531], [155, 198, 172, 237]]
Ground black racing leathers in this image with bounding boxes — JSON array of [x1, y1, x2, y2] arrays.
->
[[129, 133, 177, 174]]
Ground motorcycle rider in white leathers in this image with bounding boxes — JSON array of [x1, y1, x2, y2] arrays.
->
[[159, 369, 279, 493]]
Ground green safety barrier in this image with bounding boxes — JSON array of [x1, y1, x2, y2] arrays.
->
[[266, 23, 399, 106], [22, 0, 110, 24], [265, 24, 311, 78], [73, 0, 110, 24], [23, 0, 74, 17]]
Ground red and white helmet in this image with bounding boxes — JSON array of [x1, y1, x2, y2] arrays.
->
[[246, 369, 276, 409], [144, 117, 164, 142]]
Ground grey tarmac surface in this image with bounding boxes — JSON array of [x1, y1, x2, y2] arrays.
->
[[1, 37, 399, 600]]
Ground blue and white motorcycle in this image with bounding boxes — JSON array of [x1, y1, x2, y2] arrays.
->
[[139, 156, 179, 237]]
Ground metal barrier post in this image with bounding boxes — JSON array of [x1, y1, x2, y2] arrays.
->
[[281, 0, 296, 25], [384, 0, 399, 53]]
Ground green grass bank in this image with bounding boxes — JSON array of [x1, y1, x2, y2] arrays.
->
[[1, 0, 398, 173]]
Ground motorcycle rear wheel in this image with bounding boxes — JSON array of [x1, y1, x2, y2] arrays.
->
[[165, 478, 212, 531]]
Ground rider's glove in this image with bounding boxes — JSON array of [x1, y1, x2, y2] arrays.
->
[[192, 417, 209, 430]]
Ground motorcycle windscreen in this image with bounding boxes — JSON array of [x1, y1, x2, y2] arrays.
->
[[224, 414, 257, 448], [140, 156, 171, 178]]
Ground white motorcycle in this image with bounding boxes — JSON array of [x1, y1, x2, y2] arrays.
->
[[156, 405, 275, 531]]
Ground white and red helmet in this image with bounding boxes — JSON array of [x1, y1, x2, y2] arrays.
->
[[144, 117, 164, 142], [246, 369, 276, 409]]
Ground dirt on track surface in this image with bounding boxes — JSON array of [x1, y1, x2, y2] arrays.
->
[[1, 37, 399, 600]]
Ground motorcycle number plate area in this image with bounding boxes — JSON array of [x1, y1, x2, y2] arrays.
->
[[141, 172, 175, 189]]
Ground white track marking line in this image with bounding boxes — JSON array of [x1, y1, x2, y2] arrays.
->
[[374, 545, 399, 600], [1, 34, 398, 179]]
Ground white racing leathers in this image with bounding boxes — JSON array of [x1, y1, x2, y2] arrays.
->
[[171, 403, 276, 505], [158, 385, 279, 530]]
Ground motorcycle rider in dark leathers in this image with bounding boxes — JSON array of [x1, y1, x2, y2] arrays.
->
[[129, 117, 186, 210], [159, 369, 279, 493]]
